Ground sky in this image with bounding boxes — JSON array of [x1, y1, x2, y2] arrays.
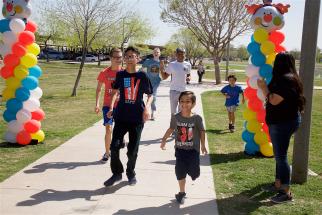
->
[[0, 0, 321, 50]]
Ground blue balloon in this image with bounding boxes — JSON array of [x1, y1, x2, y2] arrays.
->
[[6, 98, 23, 114], [22, 76, 39, 90], [242, 130, 255, 143], [265, 73, 273, 84], [251, 35, 255, 42], [29, 66, 43, 78], [15, 87, 30, 101], [0, 19, 10, 33], [245, 140, 260, 155], [3, 110, 16, 122], [251, 52, 266, 67], [247, 42, 260, 55], [259, 64, 273, 78]]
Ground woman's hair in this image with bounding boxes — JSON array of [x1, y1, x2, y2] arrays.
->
[[270, 52, 305, 112], [179, 91, 196, 104]]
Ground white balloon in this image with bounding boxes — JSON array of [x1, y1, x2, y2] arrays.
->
[[4, 131, 17, 143], [2, 31, 17, 46], [23, 98, 40, 112], [257, 88, 266, 101], [16, 109, 32, 124], [246, 64, 259, 77], [0, 44, 11, 56], [9, 18, 26, 34], [249, 75, 260, 89], [8, 120, 24, 134], [30, 87, 43, 99]]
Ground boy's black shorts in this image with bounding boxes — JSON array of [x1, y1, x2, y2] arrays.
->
[[175, 148, 200, 181]]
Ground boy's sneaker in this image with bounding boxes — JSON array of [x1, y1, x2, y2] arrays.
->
[[261, 183, 281, 192], [228, 123, 232, 130], [128, 176, 137, 186], [175, 192, 186, 204], [270, 192, 293, 204], [103, 174, 122, 187], [230, 125, 235, 133], [100, 153, 110, 163]]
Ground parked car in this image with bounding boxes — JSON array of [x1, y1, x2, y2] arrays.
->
[[39, 50, 64, 60], [76, 54, 98, 62]]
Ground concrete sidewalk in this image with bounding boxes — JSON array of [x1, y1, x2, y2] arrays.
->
[[0, 74, 219, 214]]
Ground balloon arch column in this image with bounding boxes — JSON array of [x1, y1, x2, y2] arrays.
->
[[242, 0, 290, 157], [1, 0, 45, 145]]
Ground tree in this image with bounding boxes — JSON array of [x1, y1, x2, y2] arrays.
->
[[236, 45, 249, 61], [171, 28, 208, 66], [50, 0, 122, 96], [289, 49, 301, 61], [160, 0, 252, 84]]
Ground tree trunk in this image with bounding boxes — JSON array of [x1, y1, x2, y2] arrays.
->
[[71, 48, 87, 97], [97, 53, 101, 66], [213, 56, 221, 84]]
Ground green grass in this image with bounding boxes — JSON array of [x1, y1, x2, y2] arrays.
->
[[0, 61, 104, 182], [202, 90, 322, 215]]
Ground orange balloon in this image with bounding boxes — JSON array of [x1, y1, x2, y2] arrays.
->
[[25, 20, 38, 33], [4, 54, 20, 67], [0, 66, 14, 79], [12, 42, 27, 57], [17, 130, 32, 145]]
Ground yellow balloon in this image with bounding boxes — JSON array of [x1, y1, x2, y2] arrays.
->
[[2, 87, 15, 101], [31, 130, 45, 142], [266, 53, 276, 65], [254, 131, 269, 145], [260, 142, 274, 157], [5, 77, 21, 89], [243, 108, 257, 121], [14, 65, 29, 80], [247, 120, 262, 133], [254, 28, 269, 44], [27, 43, 40, 56], [20, 53, 38, 68], [260, 41, 275, 55]]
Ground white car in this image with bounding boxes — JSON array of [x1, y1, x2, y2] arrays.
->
[[76, 54, 98, 62]]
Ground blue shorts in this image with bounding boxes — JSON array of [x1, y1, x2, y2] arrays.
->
[[102, 106, 114, 126]]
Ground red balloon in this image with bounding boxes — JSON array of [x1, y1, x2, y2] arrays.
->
[[244, 87, 257, 100], [3, 54, 20, 67], [248, 98, 263, 112], [12, 42, 27, 57], [257, 110, 266, 123], [275, 45, 286, 53], [0, 66, 14, 79], [32, 109, 45, 121], [263, 123, 269, 133], [17, 130, 32, 145], [269, 31, 285, 45], [25, 20, 37, 33], [24, 120, 41, 133], [19, 31, 35, 45]]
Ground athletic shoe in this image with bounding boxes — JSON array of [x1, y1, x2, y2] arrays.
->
[[103, 174, 122, 187], [270, 192, 293, 204], [175, 192, 186, 204]]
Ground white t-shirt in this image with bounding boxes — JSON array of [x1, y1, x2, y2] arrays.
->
[[165, 60, 191, 92]]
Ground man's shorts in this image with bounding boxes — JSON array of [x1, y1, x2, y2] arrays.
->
[[226, 105, 237, 113], [175, 148, 200, 181], [102, 106, 114, 126]]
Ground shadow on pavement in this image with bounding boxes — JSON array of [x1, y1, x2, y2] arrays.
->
[[24, 161, 104, 174], [152, 154, 210, 166], [16, 181, 128, 206], [140, 137, 174, 146]]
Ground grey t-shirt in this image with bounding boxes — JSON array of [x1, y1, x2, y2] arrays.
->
[[170, 113, 205, 152]]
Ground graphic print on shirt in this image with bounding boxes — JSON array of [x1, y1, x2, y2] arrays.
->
[[124, 77, 141, 104], [176, 121, 194, 149]]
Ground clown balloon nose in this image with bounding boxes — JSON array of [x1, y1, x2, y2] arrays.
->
[[0, 0, 45, 146], [242, 0, 290, 157]]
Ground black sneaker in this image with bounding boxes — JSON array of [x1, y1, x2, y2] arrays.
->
[[100, 153, 110, 163], [228, 123, 232, 130], [104, 174, 122, 187], [230, 125, 235, 133], [270, 192, 293, 204], [128, 176, 137, 186], [261, 183, 281, 192], [175, 192, 186, 204]]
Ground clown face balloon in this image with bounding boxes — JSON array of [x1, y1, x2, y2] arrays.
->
[[2, 0, 31, 19], [251, 6, 284, 32]]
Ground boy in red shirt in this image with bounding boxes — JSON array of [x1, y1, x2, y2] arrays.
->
[[95, 48, 123, 162]]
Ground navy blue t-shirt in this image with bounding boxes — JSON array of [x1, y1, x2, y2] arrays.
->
[[221, 85, 243, 106], [112, 70, 153, 123]]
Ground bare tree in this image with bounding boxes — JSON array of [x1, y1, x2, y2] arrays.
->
[[50, 0, 122, 96], [160, 0, 252, 84]]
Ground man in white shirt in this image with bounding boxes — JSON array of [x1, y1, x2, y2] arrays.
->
[[160, 48, 191, 114]]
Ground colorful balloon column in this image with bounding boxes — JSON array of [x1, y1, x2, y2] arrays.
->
[[242, 1, 290, 156], [1, 0, 45, 145]]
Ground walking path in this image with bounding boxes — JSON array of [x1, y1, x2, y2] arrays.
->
[[0, 71, 219, 214]]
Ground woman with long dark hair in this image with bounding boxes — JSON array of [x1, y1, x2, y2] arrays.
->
[[257, 52, 305, 203]]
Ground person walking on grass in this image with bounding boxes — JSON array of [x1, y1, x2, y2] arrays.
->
[[160, 48, 191, 115], [221, 74, 244, 132], [104, 46, 153, 187], [161, 91, 208, 204], [95, 48, 123, 162], [197, 60, 205, 84], [257, 52, 305, 204], [141, 48, 162, 120]]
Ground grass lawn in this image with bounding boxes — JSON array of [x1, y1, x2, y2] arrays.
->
[[202, 90, 322, 215], [0, 61, 105, 182]]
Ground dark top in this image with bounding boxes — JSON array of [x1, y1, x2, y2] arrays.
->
[[266, 76, 300, 124], [112, 70, 153, 123], [221, 85, 243, 106]]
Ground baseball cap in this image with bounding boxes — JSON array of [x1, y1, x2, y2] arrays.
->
[[176, 47, 186, 53]]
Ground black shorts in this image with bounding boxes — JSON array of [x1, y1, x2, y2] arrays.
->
[[175, 148, 200, 181]]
